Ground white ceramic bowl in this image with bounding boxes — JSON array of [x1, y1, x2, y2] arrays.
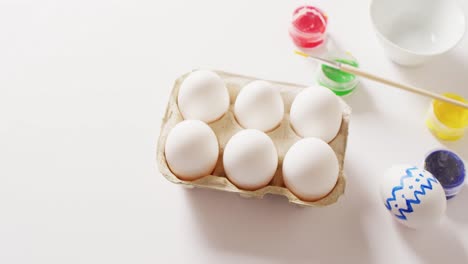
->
[[370, 0, 466, 66]]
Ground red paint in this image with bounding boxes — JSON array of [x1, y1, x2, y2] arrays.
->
[[289, 6, 328, 48]]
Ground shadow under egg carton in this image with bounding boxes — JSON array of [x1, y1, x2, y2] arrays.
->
[[157, 70, 351, 207]]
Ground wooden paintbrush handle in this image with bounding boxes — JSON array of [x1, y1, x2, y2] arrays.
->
[[340, 64, 468, 110]]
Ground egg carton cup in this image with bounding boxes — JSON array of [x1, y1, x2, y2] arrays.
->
[[157, 70, 351, 207]]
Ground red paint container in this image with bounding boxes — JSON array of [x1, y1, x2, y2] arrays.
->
[[289, 6, 328, 49]]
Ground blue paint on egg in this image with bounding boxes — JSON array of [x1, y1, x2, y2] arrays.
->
[[385, 167, 439, 221], [381, 165, 447, 229]]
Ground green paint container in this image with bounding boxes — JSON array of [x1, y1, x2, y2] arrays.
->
[[317, 52, 359, 96]]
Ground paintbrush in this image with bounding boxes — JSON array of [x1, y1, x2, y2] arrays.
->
[[294, 50, 468, 110]]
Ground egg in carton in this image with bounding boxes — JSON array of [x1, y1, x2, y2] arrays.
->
[[157, 70, 351, 207]]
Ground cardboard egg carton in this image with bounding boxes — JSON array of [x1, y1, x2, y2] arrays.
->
[[157, 70, 351, 207]]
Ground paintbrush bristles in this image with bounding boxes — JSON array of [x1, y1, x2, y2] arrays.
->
[[294, 50, 339, 68], [294, 50, 310, 57]]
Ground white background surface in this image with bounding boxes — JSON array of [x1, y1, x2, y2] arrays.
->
[[1, 0, 468, 263]]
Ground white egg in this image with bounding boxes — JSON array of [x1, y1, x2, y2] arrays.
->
[[164, 120, 219, 181], [223, 129, 278, 190], [290, 86, 342, 142], [177, 70, 230, 123], [282, 138, 339, 201], [234, 80, 285, 132], [380, 165, 447, 229]]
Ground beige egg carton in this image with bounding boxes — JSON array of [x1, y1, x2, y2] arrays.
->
[[157, 70, 351, 207]]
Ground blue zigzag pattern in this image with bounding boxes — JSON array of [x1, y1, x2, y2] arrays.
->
[[385, 167, 438, 220], [384, 167, 417, 210]]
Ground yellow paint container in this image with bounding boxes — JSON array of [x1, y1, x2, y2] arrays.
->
[[426, 93, 468, 141]]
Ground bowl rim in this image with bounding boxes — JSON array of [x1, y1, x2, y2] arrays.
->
[[369, 0, 467, 56]]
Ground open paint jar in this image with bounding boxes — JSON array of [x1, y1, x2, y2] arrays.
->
[[317, 51, 360, 96], [426, 93, 468, 141], [424, 149, 465, 199], [289, 6, 328, 49]]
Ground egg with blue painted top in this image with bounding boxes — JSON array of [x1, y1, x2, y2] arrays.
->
[[380, 165, 446, 229]]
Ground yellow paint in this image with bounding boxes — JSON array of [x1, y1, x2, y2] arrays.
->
[[426, 93, 468, 141], [434, 93, 468, 128], [294, 50, 309, 58]]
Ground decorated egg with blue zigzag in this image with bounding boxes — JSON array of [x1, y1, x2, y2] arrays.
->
[[380, 165, 446, 229]]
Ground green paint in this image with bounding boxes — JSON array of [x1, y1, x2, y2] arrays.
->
[[321, 59, 359, 84], [319, 58, 359, 96]]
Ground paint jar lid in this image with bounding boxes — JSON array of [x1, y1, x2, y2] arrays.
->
[[289, 6, 328, 49], [424, 149, 466, 199], [317, 50, 359, 96]]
